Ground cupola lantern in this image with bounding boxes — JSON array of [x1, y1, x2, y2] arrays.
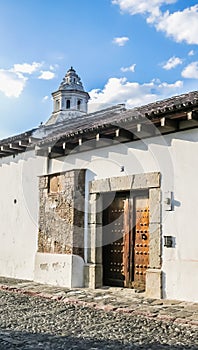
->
[[46, 67, 90, 125]]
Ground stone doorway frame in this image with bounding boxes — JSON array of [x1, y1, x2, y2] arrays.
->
[[84, 172, 162, 299]]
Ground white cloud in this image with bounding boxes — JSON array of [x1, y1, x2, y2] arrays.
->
[[182, 62, 198, 79], [13, 62, 42, 74], [88, 76, 183, 112], [112, 0, 176, 21], [121, 64, 136, 72], [188, 50, 195, 56], [156, 5, 198, 44], [38, 71, 55, 80], [162, 56, 183, 70], [0, 69, 27, 97], [42, 95, 49, 102], [113, 36, 129, 46], [49, 64, 59, 71], [112, 2, 198, 45], [156, 79, 183, 93], [0, 61, 56, 98]]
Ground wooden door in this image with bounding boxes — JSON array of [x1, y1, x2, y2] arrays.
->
[[102, 192, 149, 290], [132, 196, 150, 290], [102, 194, 129, 287]]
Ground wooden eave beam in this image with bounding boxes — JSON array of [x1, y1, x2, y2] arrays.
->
[[0, 151, 8, 156], [9, 143, 26, 151], [133, 123, 157, 139], [36, 107, 198, 159], [0, 145, 14, 154], [159, 110, 198, 131], [75, 141, 95, 152], [18, 140, 31, 148], [114, 128, 133, 142], [18, 137, 38, 148], [157, 118, 178, 133]]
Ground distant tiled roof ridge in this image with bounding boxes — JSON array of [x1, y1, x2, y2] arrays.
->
[[43, 103, 126, 131], [0, 128, 37, 145], [131, 90, 198, 118], [38, 90, 198, 145], [1, 90, 198, 154]]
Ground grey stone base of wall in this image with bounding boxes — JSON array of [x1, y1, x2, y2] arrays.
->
[[84, 264, 103, 289]]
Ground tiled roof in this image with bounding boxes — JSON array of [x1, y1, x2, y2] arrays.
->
[[0, 129, 36, 146], [38, 90, 198, 145], [0, 90, 198, 158]]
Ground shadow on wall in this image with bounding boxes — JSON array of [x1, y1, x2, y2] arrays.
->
[[0, 330, 195, 350], [0, 149, 37, 167], [162, 270, 167, 299]]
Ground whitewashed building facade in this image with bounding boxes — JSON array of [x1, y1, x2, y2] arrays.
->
[[0, 67, 198, 302]]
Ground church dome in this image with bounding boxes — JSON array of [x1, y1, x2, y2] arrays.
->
[[59, 66, 84, 92], [45, 66, 89, 125]]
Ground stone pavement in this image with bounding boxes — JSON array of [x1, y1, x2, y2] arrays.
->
[[0, 276, 197, 328]]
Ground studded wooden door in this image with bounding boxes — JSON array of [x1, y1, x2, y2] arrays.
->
[[102, 192, 149, 289], [102, 194, 130, 287], [133, 196, 150, 290]]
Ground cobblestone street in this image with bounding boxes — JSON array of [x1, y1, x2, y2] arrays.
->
[[0, 278, 198, 349]]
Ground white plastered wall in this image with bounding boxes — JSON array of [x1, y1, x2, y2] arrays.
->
[[0, 129, 197, 301], [0, 150, 45, 280], [49, 129, 198, 302], [34, 253, 84, 288]]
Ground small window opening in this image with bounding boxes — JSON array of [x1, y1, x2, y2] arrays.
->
[[66, 99, 71, 109], [77, 100, 81, 110], [55, 100, 60, 111]]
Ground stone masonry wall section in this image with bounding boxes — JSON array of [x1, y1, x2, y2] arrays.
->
[[38, 169, 85, 259]]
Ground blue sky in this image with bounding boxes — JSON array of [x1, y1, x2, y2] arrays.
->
[[0, 0, 198, 138]]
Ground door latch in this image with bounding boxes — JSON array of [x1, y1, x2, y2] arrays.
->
[[141, 233, 147, 240]]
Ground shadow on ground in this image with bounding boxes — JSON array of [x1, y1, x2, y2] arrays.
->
[[0, 329, 197, 350]]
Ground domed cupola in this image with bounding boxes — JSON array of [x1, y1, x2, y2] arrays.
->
[[46, 67, 90, 125], [59, 67, 84, 92]]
